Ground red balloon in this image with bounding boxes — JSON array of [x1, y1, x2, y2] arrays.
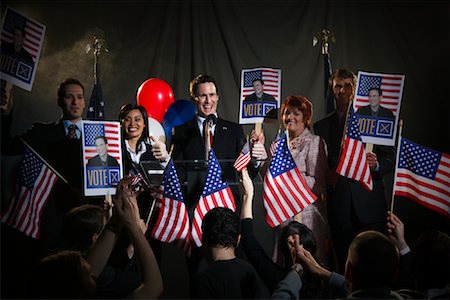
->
[[136, 78, 174, 123]]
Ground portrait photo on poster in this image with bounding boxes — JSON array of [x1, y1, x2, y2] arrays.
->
[[82, 120, 123, 196], [239, 67, 281, 125], [0, 7, 46, 91], [353, 71, 405, 146]]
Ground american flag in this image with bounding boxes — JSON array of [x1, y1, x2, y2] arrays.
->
[[241, 68, 281, 101], [263, 136, 317, 228], [191, 150, 236, 247], [394, 138, 450, 218], [233, 141, 251, 172], [336, 109, 373, 191], [1, 7, 46, 62], [270, 129, 282, 157], [354, 71, 404, 114], [150, 160, 191, 251], [86, 70, 105, 120], [1, 146, 58, 239], [83, 121, 121, 166]]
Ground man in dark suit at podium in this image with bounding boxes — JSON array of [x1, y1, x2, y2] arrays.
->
[[170, 74, 267, 282]]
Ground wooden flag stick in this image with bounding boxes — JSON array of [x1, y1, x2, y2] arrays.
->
[[390, 119, 404, 213], [105, 193, 112, 219], [254, 122, 262, 135]]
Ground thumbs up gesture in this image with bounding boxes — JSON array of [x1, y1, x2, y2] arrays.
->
[[150, 135, 169, 162]]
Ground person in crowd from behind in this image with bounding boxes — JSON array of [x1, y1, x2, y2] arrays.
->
[[356, 87, 395, 119], [264, 95, 329, 267], [63, 204, 142, 298], [32, 177, 163, 299], [411, 230, 449, 299], [313, 69, 395, 273], [192, 206, 268, 299], [87, 136, 120, 167], [240, 168, 323, 298], [273, 230, 404, 299]]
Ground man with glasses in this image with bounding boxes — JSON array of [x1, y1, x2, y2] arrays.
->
[[171, 74, 266, 216]]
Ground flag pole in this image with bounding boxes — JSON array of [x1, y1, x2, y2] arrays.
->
[[19, 137, 69, 184], [337, 99, 354, 159], [390, 119, 404, 213]]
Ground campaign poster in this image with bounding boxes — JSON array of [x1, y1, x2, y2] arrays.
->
[[353, 71, 405, 146], [82, 120, 123, 196], [1, 7, 45, 91], [239, 67, 281, 124]]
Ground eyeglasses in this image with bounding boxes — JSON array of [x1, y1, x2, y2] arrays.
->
[[196, 93, 218, 100]]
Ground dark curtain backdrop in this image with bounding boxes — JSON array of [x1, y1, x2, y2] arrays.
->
[[2, 0, 449, 298]]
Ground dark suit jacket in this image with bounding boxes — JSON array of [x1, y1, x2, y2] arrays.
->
[[2, 115, 84, 255], [171, 117, 253, 215], [313, 110, 394, 226], [357, 105, 395, 119], [87, 154, 119, 167], [244, 92, 277, 103]]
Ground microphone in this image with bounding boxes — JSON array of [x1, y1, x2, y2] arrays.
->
[[204, 114, 216, 165], [205, 114, 217, 127]]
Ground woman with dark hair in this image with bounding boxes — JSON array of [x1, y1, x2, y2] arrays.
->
[[109, 104, 169, 269], [240, 168, 321, 298]]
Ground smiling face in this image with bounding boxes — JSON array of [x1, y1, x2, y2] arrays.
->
[[194, 82, 219, 117], [122, 109, 145, 140], [252, 80, 263, 95], [94, 137, 107, 157], [368, 89, 381, 110], [282, 105, 305, 137]]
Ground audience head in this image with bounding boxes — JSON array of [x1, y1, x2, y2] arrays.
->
[[189, 74, 219, 117], [32, 250, 96, 298], [63, 204, 106, 252], [57, 78, 85, 121], [202, 207, 240, 249], [329, 69, 356, 111], [279, 221, 317, 267], [281, 95, 313, 133], [412, 230, 450, 292], [345, 230, 399, 291]]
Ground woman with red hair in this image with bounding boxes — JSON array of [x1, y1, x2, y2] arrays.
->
[[276, 95, 330, 267]]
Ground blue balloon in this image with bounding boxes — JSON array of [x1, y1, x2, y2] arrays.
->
[[162, 99, 196, 140]]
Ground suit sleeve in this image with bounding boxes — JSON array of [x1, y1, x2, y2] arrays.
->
[[373, 144, 395, 179]]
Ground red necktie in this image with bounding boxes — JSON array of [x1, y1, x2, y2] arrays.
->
[[67, 124, 78, 139]]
